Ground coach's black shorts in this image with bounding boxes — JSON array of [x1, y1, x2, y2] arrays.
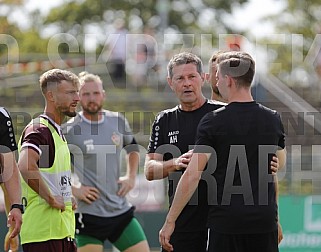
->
[[207, 229, 278, 252], [75, 206, 135, 243], [161, 230, 208, 252]]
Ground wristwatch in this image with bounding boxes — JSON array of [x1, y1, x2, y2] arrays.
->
[[10, 204, 25, 214]]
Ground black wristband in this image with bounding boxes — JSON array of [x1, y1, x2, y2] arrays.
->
[[10, 204, 24, 214]]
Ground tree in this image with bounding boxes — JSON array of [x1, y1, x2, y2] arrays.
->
[[0, 1, 50, 61], [257, 0, 321, 90], [43, 0, 250, 53], [0, 0, 23, 5]]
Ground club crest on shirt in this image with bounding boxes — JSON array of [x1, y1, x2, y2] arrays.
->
[[111, 132, 121, 146], [84, 139, 94, 152], [168, 130, 179, 144]]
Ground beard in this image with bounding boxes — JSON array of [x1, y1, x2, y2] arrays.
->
[[58, 104, 78, 118], [82, 102, 103, 115], [63, 110, 77, 117]]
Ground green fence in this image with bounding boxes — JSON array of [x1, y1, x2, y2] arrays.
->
[[279, 195, 321, 252]]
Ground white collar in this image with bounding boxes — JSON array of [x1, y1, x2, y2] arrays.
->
[[79, 111, 105, 124]]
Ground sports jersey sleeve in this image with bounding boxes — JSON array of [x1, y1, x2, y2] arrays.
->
[[20, 123, 55, 168], [277, 113, 286, 149], [0, 107, 17, 153], [147, 112, 165, 154], [194, 112, 215, 153], [121, 115, 139, 153]]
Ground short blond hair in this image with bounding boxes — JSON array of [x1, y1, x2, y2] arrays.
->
[[78, 71, 103, 87], [39, 69, 79, 94]]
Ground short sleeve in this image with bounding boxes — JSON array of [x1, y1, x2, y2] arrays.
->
[[121, 115, 139, 153], [147, 112, 164, 154], [277, 113, 286, 149], [0, 107, 17, 153], [194, 112, 215, 153], [20, 122, 56, 168]]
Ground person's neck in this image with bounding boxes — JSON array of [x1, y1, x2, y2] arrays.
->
[[211, 92, 227, 103], [180, 96, 206, 111], [227, 90, 254, 103], [44, 108, 63, 125], [82, 110, 103, 122]]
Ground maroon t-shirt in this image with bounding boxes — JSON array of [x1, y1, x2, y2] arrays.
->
[[20, 116, 65, 169]]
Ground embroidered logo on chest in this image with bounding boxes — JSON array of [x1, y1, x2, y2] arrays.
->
[[168, 130, 179, 144], [111, 132, 121, 146], [84, 139, 94, 152]]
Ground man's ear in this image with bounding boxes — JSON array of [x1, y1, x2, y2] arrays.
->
[[46, 90, 55, 102], [205, 73, 210, 82], [226, 75, 233, 88], [167, 77, 174, 91], [200, 72, 206, 86]]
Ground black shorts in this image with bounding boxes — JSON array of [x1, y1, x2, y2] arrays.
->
[[207, 229, 278, 252], [161, 230, 208, 252], [22, 237, 77, 252], [75, 206, 135, 243]]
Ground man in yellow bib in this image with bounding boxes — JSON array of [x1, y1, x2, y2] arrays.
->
[[18, 69, 80, 252]]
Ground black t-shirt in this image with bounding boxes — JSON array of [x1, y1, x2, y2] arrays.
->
[[148, 99, 225, 232], [0, 107, 17, 153], [195, 101, 285, 234], [0, 107, 17, 182]]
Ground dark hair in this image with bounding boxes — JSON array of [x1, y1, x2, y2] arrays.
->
[[217, 51, 255, 87], [208, 50, 226, 65], [39, 69, 79, 94], [167, 52, 203, 79]]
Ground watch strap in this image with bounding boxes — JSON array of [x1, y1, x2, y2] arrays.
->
[[10, 203, 24, 214]]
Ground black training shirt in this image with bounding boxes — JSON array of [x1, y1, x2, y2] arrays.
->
[[0, 107, 17, 153], [148, 99, 225, 232], [195, 101, 285, 234]]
